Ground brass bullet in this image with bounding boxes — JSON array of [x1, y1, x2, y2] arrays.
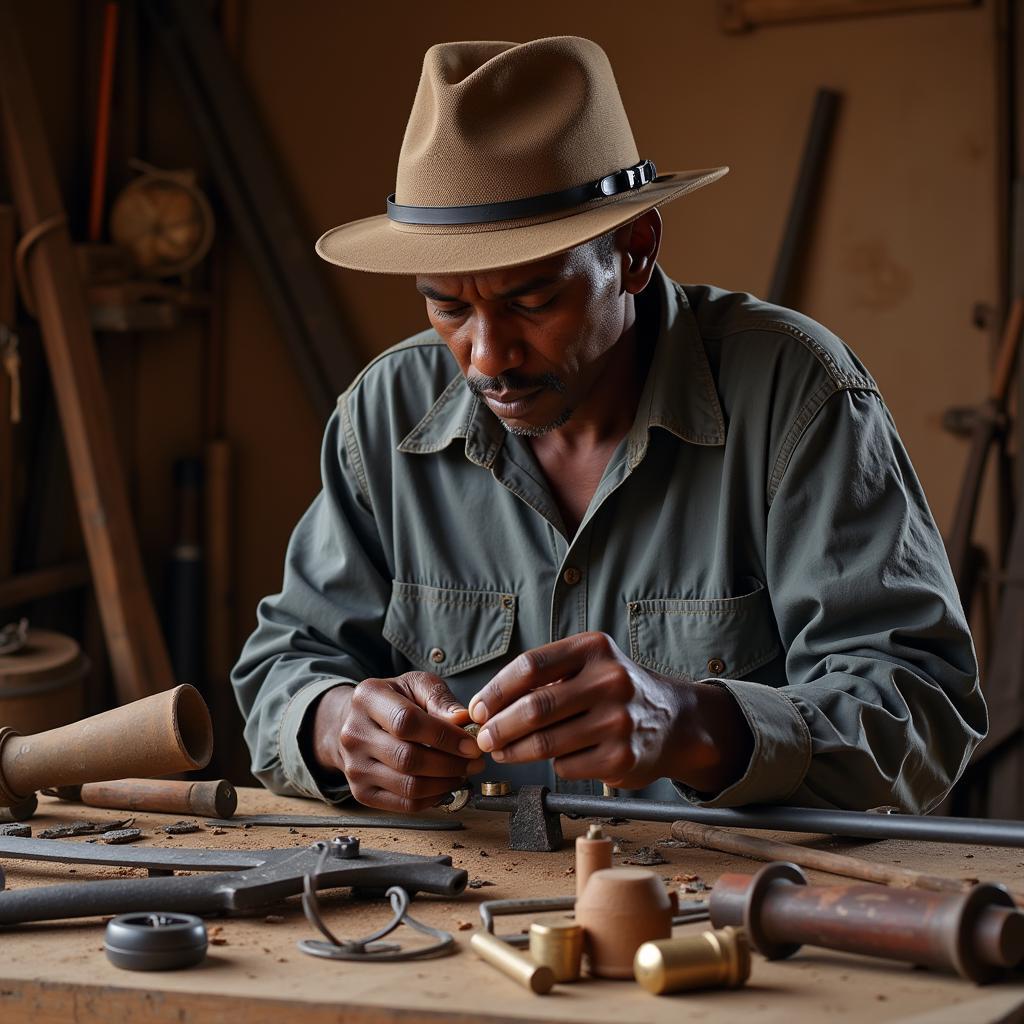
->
[[529, 921, 583, 982], [634, 926, 751, 995], [470, 931, 556, 994]]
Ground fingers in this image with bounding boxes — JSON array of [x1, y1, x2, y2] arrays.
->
[[356, 676, 479, 757], [553, 741, 635, 784], [476, 679, 594, 753], [488, 706, 631, 766], [348, 761, 466, 814], [401, 672, 473, 728], [470, 633, 613, 724], [363, 729, 486, 778]]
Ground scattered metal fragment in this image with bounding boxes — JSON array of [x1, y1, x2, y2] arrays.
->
[[0, 823, 30, 838], [162, 820, 201, 835], [38, 818, 134, 839], [622, 846, 668, 866], [101, 828, 143, 844], [468, 878, 496, 889]]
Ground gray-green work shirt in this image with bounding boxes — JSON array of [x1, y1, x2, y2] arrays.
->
[[232, 265, 986, 811]]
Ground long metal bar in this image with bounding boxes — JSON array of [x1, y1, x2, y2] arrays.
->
[[767, 88, 841, 307], [473, 793, 1024, 848]]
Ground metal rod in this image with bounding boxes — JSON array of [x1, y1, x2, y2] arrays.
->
[[472, 793, 1024, 848]]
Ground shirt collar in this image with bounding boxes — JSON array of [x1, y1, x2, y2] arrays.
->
[[397, 264, 725, 466]]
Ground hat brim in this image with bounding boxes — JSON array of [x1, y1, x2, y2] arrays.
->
[[315, 167, 728, 276]]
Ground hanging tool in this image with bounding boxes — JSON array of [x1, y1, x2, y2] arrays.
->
[[0, 835, 467, 924], [710, 862, 1024, 983], [472, 787, 1024, 852], [0, 684, 211, 815]]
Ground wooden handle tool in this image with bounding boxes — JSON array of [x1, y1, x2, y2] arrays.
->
[[55, 777, 236, 819]]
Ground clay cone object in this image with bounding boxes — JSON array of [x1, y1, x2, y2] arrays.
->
[[575, 867, 675, 979]]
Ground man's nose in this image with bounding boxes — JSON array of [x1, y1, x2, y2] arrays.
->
[[469, 313, 525, 379]]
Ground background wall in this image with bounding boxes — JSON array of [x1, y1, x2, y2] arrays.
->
[[7, 0, 1003, 781]]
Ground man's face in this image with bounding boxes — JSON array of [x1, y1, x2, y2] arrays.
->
[[416, 239, 626, 436]]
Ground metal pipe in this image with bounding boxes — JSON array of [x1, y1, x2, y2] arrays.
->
[[0, 684, 212, 807], [472, 792, 1024, 848], [710, 862, 1024, 983]]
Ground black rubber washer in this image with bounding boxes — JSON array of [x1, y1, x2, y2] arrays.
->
[[105, 912, 208, 971]]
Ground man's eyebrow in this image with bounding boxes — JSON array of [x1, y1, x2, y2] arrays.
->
[[416, 275, 560, 303]]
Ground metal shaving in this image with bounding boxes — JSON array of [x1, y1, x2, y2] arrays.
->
[[162, 820, 201, 835], [0, 823, 30, 838], [100, 828, 143, 844], [38, 818, 133, 839], [622, 846, 668, 866]]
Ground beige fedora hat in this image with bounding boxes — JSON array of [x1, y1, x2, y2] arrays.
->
[[315, 36, 728, 276]]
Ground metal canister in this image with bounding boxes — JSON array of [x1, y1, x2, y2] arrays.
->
[[529, 921, 583, 982], [633, 926, 751, 995]]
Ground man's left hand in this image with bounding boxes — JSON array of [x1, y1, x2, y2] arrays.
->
[[468, 632, 753, 793]]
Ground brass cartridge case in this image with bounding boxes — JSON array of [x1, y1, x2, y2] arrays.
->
[[529, 921, 583, 982], [634, 926, 751, 995], [470, 931, 555, 993]]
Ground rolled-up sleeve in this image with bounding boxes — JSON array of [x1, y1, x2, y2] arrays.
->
[[686, 387, 987, 811], [231, 396, 392, 803]]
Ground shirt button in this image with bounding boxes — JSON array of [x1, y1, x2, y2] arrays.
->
[[429, 647, 446, 664], [707, 657, 726, 676], [562, 567, 582, 586]]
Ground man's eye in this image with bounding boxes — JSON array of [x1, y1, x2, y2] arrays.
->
[[514, 296, 556, 313], [431, 305, 466, 319]]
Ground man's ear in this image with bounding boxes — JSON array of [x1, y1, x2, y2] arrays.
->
[[620, 208, 663, 294]]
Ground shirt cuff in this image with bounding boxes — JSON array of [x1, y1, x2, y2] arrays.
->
[[278, 677, 356, 805], [674, 678, 812, 807]]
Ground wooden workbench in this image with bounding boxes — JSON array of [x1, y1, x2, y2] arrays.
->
[[1, 788, 1023, 1023]]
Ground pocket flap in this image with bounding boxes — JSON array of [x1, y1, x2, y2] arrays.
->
[[383, 581, 517, 676], [628, 579, 780, 681]]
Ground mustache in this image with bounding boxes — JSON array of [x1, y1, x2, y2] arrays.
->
[[466, 371, 566, 396]]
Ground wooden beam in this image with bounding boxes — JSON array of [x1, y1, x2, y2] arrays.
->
[[719, 0, 977, 33], [0, 203, 15, 579], [0, 563, 90, 609], [0, 2, 175, 702]]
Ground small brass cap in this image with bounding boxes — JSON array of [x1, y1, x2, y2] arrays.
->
[[529, 921, 583, 982], [481, 781, 511, 797], [634, 926, 751, 995], [462, 723, 481, 739]]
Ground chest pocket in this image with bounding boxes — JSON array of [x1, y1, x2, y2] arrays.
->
[[382, 581, 517, 677], [628, 578, 781, 682]]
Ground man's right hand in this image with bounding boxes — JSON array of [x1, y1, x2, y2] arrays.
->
[[311, 672, 485, 812]]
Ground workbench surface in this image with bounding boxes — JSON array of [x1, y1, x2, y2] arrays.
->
[[1, 788, 1023, 1024]]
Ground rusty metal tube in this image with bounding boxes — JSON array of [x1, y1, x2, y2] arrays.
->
[[58, 778, 237, 818], [0, 684, 212, 806], [710, 862, 1024, 983]]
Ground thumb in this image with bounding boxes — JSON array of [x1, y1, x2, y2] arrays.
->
[[405, 672, 471, 724]]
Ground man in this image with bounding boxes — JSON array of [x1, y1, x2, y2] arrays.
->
[[232, 36, 985, 814]]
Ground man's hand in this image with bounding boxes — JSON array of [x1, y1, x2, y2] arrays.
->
[[468, 632, 753, 794], [312, 672, 484, 812]]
